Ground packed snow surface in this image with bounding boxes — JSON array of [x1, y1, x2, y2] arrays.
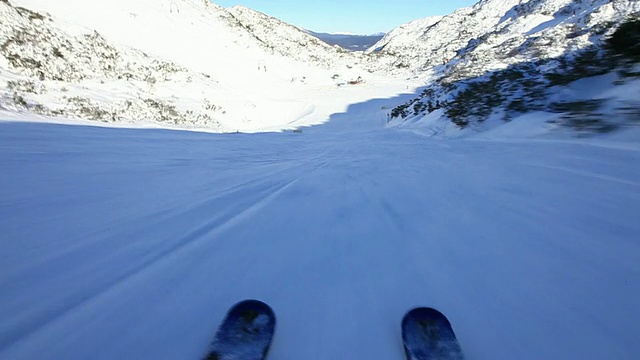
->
[[1, 94, 639, 359]]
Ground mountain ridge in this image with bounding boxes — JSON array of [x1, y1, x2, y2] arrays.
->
[[1, 0, 396, 131], [376, 0, 640, 136], [1, 0, 638, 137]]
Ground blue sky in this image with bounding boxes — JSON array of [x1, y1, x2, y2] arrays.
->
[[213, 0, 478, 35]]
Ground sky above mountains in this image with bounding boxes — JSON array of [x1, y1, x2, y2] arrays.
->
[[213, 0, 478, 35]]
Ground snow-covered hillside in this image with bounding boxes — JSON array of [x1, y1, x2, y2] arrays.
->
[[382, 0, 640, 137], [3, 0, 636, 136], [1, 0, 401, 131], [366, 16, 444, 59], [370, 0, 638, 71], [226, 6, 359, 68], [366, 0, 522, 70], [0, 1, 229, 128]]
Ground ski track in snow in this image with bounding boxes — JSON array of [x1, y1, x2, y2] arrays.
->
[[0, 117, 639, 359]]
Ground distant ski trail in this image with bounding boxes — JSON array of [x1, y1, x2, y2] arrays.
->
[[0, 122, 639, 359]]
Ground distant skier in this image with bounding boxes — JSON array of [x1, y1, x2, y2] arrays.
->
[[257, 60, 267, 72]]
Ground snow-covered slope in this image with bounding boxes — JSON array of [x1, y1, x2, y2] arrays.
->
[[369, 0, 638, 71], [220, 5, 396, 73], [11, 0, 257, 77], [7, 0, 393, 81], [366, 16, 444, 55], [439, 0, 640, 80], [0, 1, 230, 129], [1, 106, 639, 360], [366, 0, 520, 70], [226, 6, 360, 68], [1, 0, 402, 131], [383, 0, 640, 137]]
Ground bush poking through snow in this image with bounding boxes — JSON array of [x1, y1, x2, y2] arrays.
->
[[605, 17, 640, 78], [605, 17, 640, 64], [547, 99, 616, 134]]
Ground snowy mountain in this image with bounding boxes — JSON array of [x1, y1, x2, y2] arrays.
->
[[368, 0, 637, 70], [0, 1, 226, 128], [366, 16, 444, 57], [381, 0, 640, 137], [0, 0, 396, 131], [225, 6, 361, 67], [0, 0, 638, 136]]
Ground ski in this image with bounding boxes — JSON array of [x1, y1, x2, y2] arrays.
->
[[203, 299, 276, 360], [402, 307, 464, 360]]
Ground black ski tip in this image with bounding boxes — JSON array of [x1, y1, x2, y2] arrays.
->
[[402, 307, 455, 336], [204, 299, 276, 360], [402, 307, 464, 360], [226, 299, 276, 322]]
